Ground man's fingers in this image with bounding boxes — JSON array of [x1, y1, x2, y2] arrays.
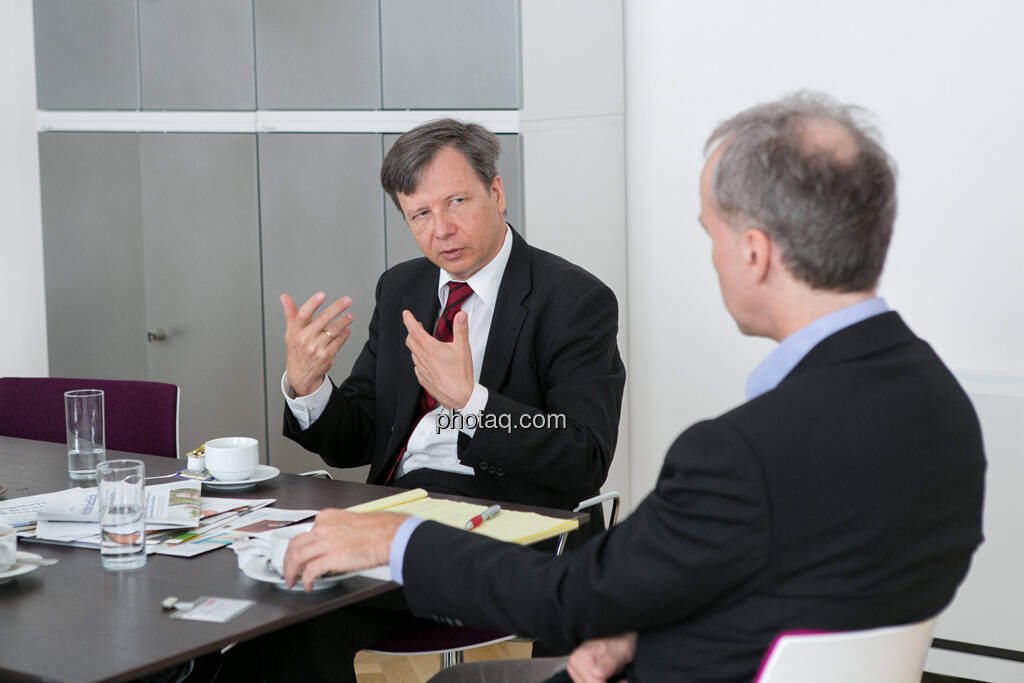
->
[[321, 326, 351, 352], [310, 297, 353, 331], [453, 311, 470, 346], [402, 310, 430, 343], [294, 291, 327, 325], [281, 531, 319, 587], [280, 294, 298, 323]]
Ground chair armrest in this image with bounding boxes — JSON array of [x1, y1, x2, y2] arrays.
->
[[556, 490, 621, 556], [298, 469, 334, 479]]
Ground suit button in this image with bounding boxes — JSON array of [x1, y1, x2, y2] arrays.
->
[[496, 468, 504, 476], [479, 461, 489, 469]]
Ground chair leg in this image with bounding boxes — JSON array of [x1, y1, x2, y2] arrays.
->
[[439, 649, 465, 670]]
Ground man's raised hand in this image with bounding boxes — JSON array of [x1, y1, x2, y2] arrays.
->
[[402, 309, 474, 410], [281, 292, 354, 397]]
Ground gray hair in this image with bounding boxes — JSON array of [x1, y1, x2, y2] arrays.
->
[[705, 91, 897, 292], [380, 118, 501, 210]]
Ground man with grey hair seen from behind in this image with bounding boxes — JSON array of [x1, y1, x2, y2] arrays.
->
[[279, 92, 985, 683]]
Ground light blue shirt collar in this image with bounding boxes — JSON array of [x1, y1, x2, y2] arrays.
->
[[744, 297, 889, 401]]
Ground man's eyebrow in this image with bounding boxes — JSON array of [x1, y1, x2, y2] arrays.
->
[[404, 202, 429, 217]]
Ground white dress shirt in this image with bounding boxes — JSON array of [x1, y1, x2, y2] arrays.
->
[[282, 224, 513, 478]]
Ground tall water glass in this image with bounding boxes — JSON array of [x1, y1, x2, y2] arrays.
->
[[64, 389, 104, 480], [96, 459, 147, 571]]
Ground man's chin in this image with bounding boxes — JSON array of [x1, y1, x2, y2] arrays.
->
[[431, 253, 476, 279]]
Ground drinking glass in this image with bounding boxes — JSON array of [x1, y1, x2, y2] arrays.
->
[[64, 389, 104, 480], [96, 459, 146, 571]]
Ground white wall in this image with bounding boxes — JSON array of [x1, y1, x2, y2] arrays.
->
[[624, 1, 1024, 678], [520, 0, 630, 508], [0, 1, 47, 378], [624, 0, 1024, 514]]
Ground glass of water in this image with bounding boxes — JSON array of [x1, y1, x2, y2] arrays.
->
[[64, 389, 104, 480], [96, 459, 146, 571]]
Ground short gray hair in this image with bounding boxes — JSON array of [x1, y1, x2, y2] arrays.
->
[[381, 118, 501, 210], [705, 91, 897, 292]]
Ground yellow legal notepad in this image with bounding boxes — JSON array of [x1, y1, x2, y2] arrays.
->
[[346, 488, 578, 545]]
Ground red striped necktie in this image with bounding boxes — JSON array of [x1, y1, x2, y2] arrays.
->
[[418, 281, 474, 413], [384, 281, 474, 484]]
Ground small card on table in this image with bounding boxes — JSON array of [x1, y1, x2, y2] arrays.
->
[[168, 596, 255, 623]]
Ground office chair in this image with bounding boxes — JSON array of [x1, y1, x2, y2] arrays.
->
[[0, 376, 181, 459], [755, 616, 938, 683]]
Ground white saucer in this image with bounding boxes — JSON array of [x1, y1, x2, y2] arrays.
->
[[0, 552, 43, 584], [240, 557, 356, 592], [203, 465, 280, 491]]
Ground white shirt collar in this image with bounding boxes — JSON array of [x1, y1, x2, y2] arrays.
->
[[436, 224, 513, 311]]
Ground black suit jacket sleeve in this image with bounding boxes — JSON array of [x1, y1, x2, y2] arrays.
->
[[402, 418, 769, 652], [282, 273, 384, 468], [460, 282, 624, 507]]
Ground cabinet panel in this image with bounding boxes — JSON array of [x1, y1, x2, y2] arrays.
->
[[33, 0, 141, 110], [139, 134, 265, 455], [38, 133, 148, 380], [139, 0, 255, 110], [254, 0, 381, 110], [384, 133, 523, 268], [257, 133, 384, 478], [381, 0, 520, 109]]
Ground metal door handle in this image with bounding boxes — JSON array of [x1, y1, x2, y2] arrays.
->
[[146, 328, 167, 342]]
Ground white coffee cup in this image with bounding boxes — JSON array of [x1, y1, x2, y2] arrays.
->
[[269, 523, 313, 576], [204, 437, 259, 481], [0, 524, 17, 572]]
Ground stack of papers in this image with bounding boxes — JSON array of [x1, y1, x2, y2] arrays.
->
[[0, 480, 205, 540], [0, 481, 318, 558]]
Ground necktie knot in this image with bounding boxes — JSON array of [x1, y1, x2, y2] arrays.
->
[[436, 281, 473, 343], [445, 281, 472, 312]]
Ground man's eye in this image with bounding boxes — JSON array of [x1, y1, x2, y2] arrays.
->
[[450, 198, 465, 206], [413, 211, 429, 220]]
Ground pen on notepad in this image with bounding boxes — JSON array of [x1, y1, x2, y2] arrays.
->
[[465, 504, 501, 529]]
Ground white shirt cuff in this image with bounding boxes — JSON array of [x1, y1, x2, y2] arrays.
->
[[389, 516, 425, 586], [458, 383, 488, 437], [281, 372, 333, 430]]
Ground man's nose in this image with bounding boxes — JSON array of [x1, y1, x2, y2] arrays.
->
[[434, 212, 457, 239]]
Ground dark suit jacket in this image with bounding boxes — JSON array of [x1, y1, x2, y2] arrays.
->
[[399, 312, 986, 682], [285, 228, 625, 513]]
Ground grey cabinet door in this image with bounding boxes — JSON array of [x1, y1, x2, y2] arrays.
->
[[380, 0, 521, 109], [33, 0, 141, 110], [38, 133, 148, 380], [139, 134, 265, 456], [383, 133, 523, 268], [254, 0, 381, 110], [257, 133, 384, 479], [139, 0, 255, 110]]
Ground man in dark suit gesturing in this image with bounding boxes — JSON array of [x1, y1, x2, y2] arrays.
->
[[237, 119, 624, 682], [282, 93, 985, 683], [280, 119, 623, 513]]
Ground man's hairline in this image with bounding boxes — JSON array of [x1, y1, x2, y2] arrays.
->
[[387, 143, 499, 211]]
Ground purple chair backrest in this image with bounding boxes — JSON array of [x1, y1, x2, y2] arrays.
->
[[0, 377, 179, 459]]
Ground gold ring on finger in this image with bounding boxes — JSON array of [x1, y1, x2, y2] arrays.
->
[[322, 329, 334, 339]]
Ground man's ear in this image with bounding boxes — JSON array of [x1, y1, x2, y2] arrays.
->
[[490, 175, 506, 215], [742, 227, 772, 284]]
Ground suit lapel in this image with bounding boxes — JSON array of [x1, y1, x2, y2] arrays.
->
[[385, 267, 441, 460], [480, 229, 531, 390]]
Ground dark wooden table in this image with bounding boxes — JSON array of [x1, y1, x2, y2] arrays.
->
[[0, 436, 581, 682]]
